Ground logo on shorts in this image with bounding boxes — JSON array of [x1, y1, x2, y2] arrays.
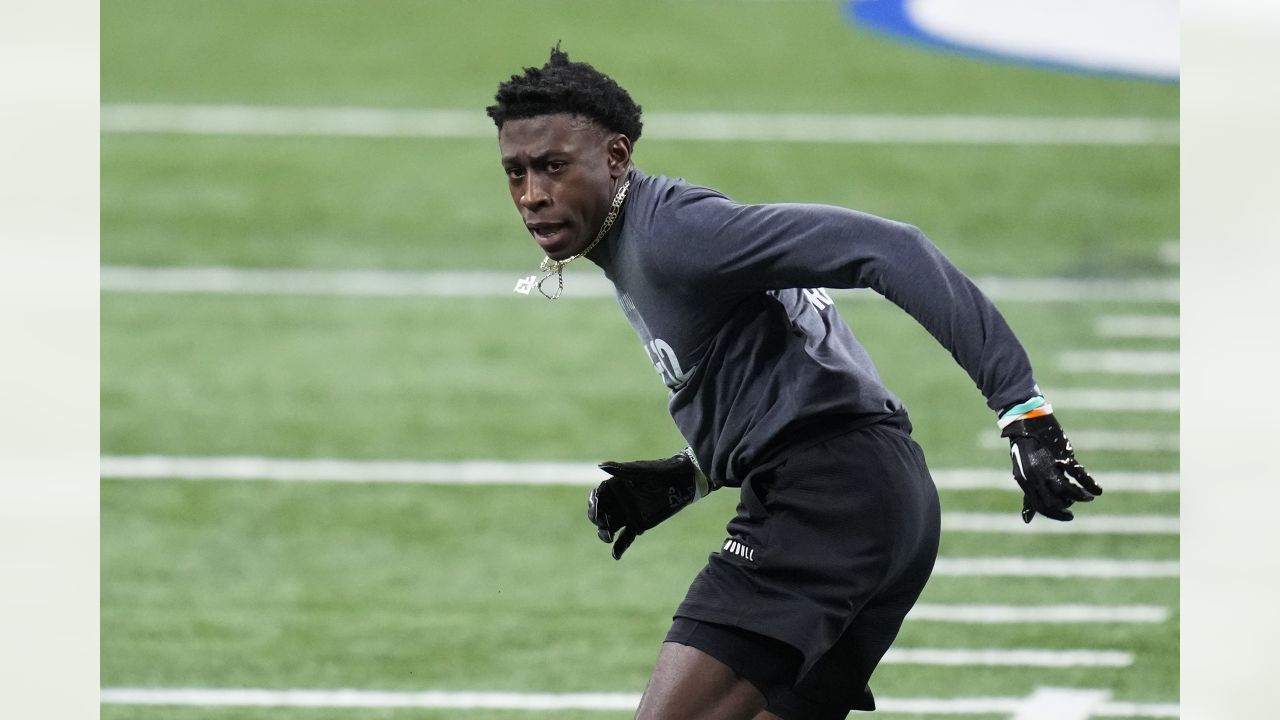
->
[[722, 538, 757, 563]]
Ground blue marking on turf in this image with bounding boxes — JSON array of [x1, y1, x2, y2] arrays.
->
[[844, 0, 1178, 84]]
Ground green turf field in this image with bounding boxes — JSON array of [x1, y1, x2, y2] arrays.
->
[[101, 1, 1178, 717]]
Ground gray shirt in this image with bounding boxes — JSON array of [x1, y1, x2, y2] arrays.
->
[[590, 169, 1037, 487]]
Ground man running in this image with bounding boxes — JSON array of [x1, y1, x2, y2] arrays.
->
[[487, 47, 1101, 720]]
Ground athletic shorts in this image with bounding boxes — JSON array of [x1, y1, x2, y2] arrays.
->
[[666, 414, 941, 719]]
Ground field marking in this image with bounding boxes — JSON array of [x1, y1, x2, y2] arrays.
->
[[931, 470, 1177, 492], [932, 557, 1178, 579], [1095, 315, 1180, 339], [99, 456, 611, 486], [1051, 388, 1178, 412], [99, 103, 1179, 145], [907, 604, 1168, 623], [1013, 687, 1111, 720], [100, 265, 1180, 303], [101, 456, 1179, 535], [99, 687, 1179, 716], [1058, 350, 1180, 375], [99, 266, 567, 298], [963, 277, 1177, 303], [99, 455, 1179, 492], [1158, 241, 1179, 267], [884, 648, 1131, 667], [978, 429, 1179, 452], [99, 688, 639, 711], [1097, 701, 1182, 718], [941, 512, 1178, 536]]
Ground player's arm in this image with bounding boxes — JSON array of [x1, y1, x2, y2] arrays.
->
[[662, 196, 1037, 414], [586, 447, 716, 559], [660, 194, 1102, 521]]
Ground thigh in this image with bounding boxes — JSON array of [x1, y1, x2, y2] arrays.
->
[[634, 642, 767, 720]]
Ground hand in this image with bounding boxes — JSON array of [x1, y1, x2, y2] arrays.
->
[[1000, 414, 1102, 523], [586, 450, 710, 559]]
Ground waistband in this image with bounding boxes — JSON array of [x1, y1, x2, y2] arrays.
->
[[746, 409, 912, 479]]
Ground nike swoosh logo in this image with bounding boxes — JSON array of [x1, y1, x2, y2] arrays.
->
[[1011, 443, 1027, 479]]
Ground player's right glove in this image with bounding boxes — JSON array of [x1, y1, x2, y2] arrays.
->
[[586, 448, 713, 560], [999, 397, 1103, 523]]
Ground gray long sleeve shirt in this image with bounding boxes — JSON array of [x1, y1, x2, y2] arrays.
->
[[590, 168, 1038, 487]]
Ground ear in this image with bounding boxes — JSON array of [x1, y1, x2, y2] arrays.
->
[[605, 134, 633, 179]]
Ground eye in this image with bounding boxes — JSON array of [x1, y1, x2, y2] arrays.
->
[[505, 166, 525, 181], [547, 160, 567, 173]]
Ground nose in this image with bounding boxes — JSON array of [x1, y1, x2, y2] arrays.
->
[[518, 174, 551, 212]]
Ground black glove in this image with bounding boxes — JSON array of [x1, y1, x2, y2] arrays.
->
[[586, 450, 711, 559], [1001, 413, 1103, 523]]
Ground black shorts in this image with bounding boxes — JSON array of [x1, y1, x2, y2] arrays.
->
[[667, 415, 941, 719]]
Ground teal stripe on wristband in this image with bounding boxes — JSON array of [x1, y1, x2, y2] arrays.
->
[[1000, 395, 1046, 419]]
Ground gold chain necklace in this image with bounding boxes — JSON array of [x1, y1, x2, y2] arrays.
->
[[526, 180, 630, 300]]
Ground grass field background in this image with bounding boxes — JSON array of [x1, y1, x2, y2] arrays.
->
[[101, 0, 1178, 717]]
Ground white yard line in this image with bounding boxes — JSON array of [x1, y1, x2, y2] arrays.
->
[[978, 429, 1179, 452], [1013, 687, 1112, 720], [907, 604, 1168, 623], [932, 557, 1178, 579], [100, 265, 1180, 303], [100, 687, 1178, 716], [1098, 701, 1182, 718], [878, 695, 1024, 715], [941, 512, 1178, 535], [99, 266, 561, 298], [965, 276, 1178, 303], [884, 648, 1132, 667], [99, 104, 1179, 145], [1058, 350, 1180, 375], [99, 688, 641, 711], [101, 456, 1179, 535], [100, 456, 610, 486], [1051, 388, 1178, 412], [931, 469, 1178, 493], [99, 455, 1179, 492], [1095, 315, 1180, 339]]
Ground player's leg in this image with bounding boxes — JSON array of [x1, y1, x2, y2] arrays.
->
[[637, 618, 803, 720], [766, 586, 927, 717], [634, 642, 765, 720]]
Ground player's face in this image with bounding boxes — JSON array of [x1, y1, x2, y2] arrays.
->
[[499, 114, 629, 260]]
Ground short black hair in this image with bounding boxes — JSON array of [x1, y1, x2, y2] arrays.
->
[[486, 45, 643, 144]]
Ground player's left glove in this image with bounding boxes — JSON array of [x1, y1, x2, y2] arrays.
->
[[999, 398, 1102, 523], [586, 448, 713, 560]]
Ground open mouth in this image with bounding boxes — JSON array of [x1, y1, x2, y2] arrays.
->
[[527, 222, 570, 252]]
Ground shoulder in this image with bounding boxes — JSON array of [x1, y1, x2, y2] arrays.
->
[[628, 170, 737, 237], [622, 171, 739, 283]]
